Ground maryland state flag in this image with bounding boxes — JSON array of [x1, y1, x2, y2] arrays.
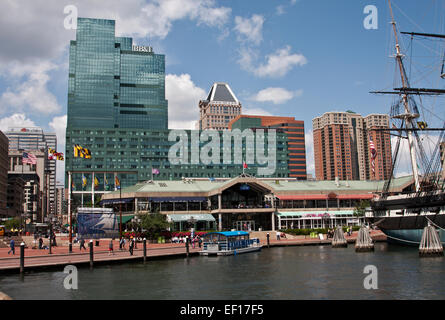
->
[[94, 176, 100, 189], [74, 144, 91, 159], [71, 179, 75, 191], [115, 176, 121, 190], [417, 121, 428, 130]]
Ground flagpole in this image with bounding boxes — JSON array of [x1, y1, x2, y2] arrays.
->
[[68, 171, 72, 249]]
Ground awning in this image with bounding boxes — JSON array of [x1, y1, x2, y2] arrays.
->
[[167, 214, 216, 222], [148, 197, 207, 202], [100, 198, 133, 205], [277, 211, 354, 217], [116, 215, 135, 223], [277, 195, 328, 200], [336, 194, 374, 200]]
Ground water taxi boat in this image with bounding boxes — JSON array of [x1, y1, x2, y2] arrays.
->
[[200, 231, 262, 256]]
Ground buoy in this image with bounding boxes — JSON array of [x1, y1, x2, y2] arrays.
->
[[332, 226, 348, 248], [419, 224, 443, 257], [355, 226, 374, 252]]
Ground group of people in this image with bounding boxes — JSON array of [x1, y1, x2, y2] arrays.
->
[[33, 232, 57, 250]]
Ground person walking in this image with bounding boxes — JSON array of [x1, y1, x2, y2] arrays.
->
[[8, 239, 15, 255], [129, 237, 134, 256], [79, 238, 86, 251], [38, 237, 43, 250], [108, 239, 114, 255]]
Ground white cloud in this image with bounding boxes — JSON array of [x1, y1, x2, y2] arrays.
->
[[239, 46, 307, 78], [242, 107, 273, 116], [0, 113, 36, 132], [276, 5, 286, 15], [0, 61, 61, 115], [166, 74, 206, 130], [251, 87, 303, 105], [234, 14, 265, 45]]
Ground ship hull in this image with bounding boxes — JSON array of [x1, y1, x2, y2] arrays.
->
[[366, 215, 445, 246]]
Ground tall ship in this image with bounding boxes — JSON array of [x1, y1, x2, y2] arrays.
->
[[365, 0, 445, 245]]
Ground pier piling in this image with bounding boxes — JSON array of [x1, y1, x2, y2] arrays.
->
[[332, 226, 347, 248], [355, 226, 374, 252], [419, 224, 444, 257], [19, 242, 25, 274], [143, 238, 147, 263], [89, 240, 94, 268]]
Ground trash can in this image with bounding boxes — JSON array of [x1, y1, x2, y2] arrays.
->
[[95, 240, 99, 246]]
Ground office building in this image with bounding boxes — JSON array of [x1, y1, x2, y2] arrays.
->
[[229, 115, 307, 179], [313, 111, 391, 181], [6, 127, 57, 215], [197, 82, 242, 130]]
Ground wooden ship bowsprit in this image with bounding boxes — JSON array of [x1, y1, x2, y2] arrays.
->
[[365, 0, 445, 245]]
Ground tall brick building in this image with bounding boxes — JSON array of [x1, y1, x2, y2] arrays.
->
[[313, 111, 391, 181]]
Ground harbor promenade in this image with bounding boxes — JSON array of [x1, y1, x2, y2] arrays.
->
[[0, 230, 386, 273]]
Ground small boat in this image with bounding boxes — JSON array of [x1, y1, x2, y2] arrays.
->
[[200, 231, 262, 256]]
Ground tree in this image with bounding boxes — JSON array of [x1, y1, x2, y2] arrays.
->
[[5, 218, 21, 230], [354, 200, 370, 217], [140, 213, 171, 239]]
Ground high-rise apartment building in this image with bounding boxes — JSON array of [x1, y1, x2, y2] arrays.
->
[[6, 127, 56, 216], [229, 115, 307, 180], [198, 82, 242, 130], [313, 111, 391, 181]]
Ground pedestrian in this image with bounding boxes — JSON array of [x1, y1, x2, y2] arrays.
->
[[8, 239, 15, 255], [276, 231, 281, 240], [119, 238, 123, 250], [79, 238, 86, 251], [38, 237, 43, 250], [129, 237, 134, 256], [108, 239, 114, 255], [122, 238, 126, 250]]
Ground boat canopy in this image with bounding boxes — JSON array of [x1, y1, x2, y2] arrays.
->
[[205, 231, 249, 237]]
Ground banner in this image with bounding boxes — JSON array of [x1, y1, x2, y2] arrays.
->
[[77, 213, 119, 239]]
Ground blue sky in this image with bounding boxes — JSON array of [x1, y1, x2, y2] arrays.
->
[[0, 0, 443, 183]]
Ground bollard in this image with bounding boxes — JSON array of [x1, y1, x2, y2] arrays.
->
[[49, 236, 52, 255], [266, 233, 270, 248], [20, 242, 25, 274], [89, 240, 94, 268], [143, 238, 147, 263], [69, 243, 72, 253], [186, 237, 190, 257]]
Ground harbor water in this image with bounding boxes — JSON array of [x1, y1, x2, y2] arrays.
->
[[1, 242, 444, 300]]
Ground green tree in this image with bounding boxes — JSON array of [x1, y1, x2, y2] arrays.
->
[[5, 218, 21, 230], [140, 213, 171, 239], [353, 200, 370, 217]]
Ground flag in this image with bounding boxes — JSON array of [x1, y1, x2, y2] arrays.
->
[[417, 121, 427, 130], [48, 148, 56, 154], [94, 176, 100, 189], [22, 152, 37, 165], [74, 144, 91, 159], [56, 153, 64, 161], [243, 162, 248, 169], [104, 176, 109, 190], [369, 135, 377, 174], [71, 179, 75, 191], [82, 174, 87, 189], [152, 168, 160, 175], [115, 176, 120, 190]]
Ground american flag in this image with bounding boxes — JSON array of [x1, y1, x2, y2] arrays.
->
[[369, 136, 377, 174], [22, 152, 37, 165]]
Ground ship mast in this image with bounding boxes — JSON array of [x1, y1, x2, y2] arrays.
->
[[388, 0, 421, 192]]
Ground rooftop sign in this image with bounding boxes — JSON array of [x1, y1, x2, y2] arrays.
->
[[132, 45, 153, 53]]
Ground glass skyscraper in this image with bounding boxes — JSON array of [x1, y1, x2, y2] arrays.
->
[[67, 18, 168, 130]]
